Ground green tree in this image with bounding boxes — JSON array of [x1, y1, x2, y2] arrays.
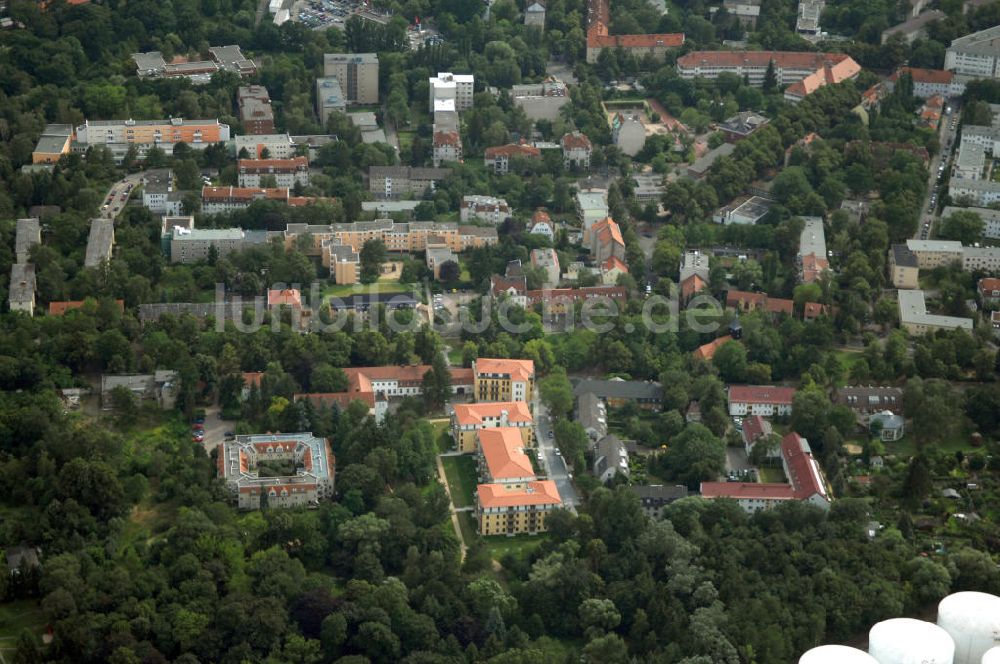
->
[[938, 210, 984, 244], [360, 239, 387, 284], [539, 367, 574, 418]]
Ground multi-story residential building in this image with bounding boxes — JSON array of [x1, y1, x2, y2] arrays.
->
[[524, 0, 545, 28], [294, 391, 383, 422], [15, 218, 40, 264], [84, 218, 115, 267], [460, 195, 511, 224], [590, 217, 626, 264], [949, 177, 1000, 206], [8, 263, 35, 315], [631, 484, 689, 519], [889, 244, 920, 289], [611, 112, 646, 156], [315, 77, 346, 126], [432, 130, 463, 167], [726, 290, 795, 317], [368, 166, 451, 198], [796, 0, 824, 35], [945, 25, 1000, 79], [943, 205, 1000, 238], [141, 169, 185, 215], [898, 288, 973, 335], [74, 118, 230, 163], [585, 0, 683, 63], [798, 216, 830, 283], [577, 189, 609, 240], [218, 433, 335, 510], [962, 246, 1000, 272], [473, 358, 535, 403], [701, 432, 830, 512], [979, 277, 1000, 305], [476, 427, 536, 487], [905, 239, 964, 268], [593, 434, 629, 483], [425, 241, 457, 280], [323, 53, 379, 104], [476, 480, 562, 536], [677, 51, 860, 103], [687, 142, 736, 179], [238, 86, 275, 135], [132, 46, 256, 81], [326, 243, 360, 284], [722, 0, 760, 28], [30, 124, 73, 164], [238, 157, 309, 188], [511, 77, 568, 121], [484, 142, 541, 174], [881, 9, 945, 44], [530, 247, 560, 286], [235, 133, 297, 160], [452, 401, 534, 452], [528, 209, 555, 238], [679, 250, 711, 284], [201, 186, 291, 213], [339, 365, 475, 400], [888, 67, 964, 98], [525, 285, 627, 314], [560, 131, 592, 169], [573, 378, 662, 409], [169, 227, 267, 263], [429, 72, 475, 112], [728, 385, 796, 416], [835, 385, 904, 417]]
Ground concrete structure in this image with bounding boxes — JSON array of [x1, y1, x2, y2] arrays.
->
[[141, 169, 186, 215], [701, 431, 830, 512], [238, 157, 309, 188], [368, 166, 450, 198], [132, 46, 256, 82], [326, 244, 360, 284], [882, 9, 946, 44], [84, 218, 114, 267], [728, 385, 795, 416], [238, 86, 275, 135], [235, 133, 296, 160], [170, 227, 261, 263], [590, 217, 626, 264], [687, 142, 736, 179], [426, 241, 458, 280], [898, 288, 974, 335], [477, 427, 536, 486], [476, 480, 561, 535], [949, 177, 1000, 206], [511, 77, 568, 121], [798, 216, 829, 283], [484, 142, 541, 174], [905, 239, 964, 269], [530, 247, 560, 286], [678, 51, 860, 103], [315, 77, 346, 126], [796, 0, 824, 35], [452, 401, 533, 453], [630, 484, 689, 519], [31, 124, 73, 164], [870, 411, 905, 441], [8, 263, 35, 315], [946, 26, 1000, 80], [429, 72, 475, 112], [460, 195, 510, 224], [722, 0, 760, 28], [585, 0, 684, 63], [680, 250, 711, 284], [524, 0, 545, 29], [218, 433, 334, 510], [714, 195, 772, 225], [798, 646, 879, 664], [561, 131, 592, 169], [868, 619, 955, 664], [473, 358, 535, 403], [611, 112, 646, 156], [593, 434, 629, 483], [432, 130, 462, 167], [717, 111, 770, 142], [577, 189, 609, 239], [323, 53, 379, 104], [889, 67, 964, 98], [74, 118, 230, 163], [201, 186, 291, 213], [14, 218, 40, 264], [101, 371, 178, 409], [943, 206, 1000, 239], [573, 378, 662, 409]]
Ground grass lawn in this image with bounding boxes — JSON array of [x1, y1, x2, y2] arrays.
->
[[758, 467, 787, 483], [321, 282, 411, 298], [484, 533, 550, 561], [429, 419, 455, 453], [447, 346, 464, 365], [0, 599, 47, 642], [441, 455, 478, 508], [397, 130, 416, 153], [457, 511, 478, 545], [832, 349, 867, 383], [884, 435, 983, 458]]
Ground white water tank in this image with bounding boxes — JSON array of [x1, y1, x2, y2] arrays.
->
[[982, 647, 1000, 664], [869, 618, 955, 664], [799, 645, 880, 663], [938, 592, 1000, 664]]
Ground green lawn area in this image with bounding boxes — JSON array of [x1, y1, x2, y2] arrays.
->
[[758, 467, 787, 483], [831, 349, 867, 383], [320, 282, 411, 298], [447, 346, 463, 365], [457, 511, 478, 545], [429, 419, 454, 453], [397, 130, 415, 153], [441, 455, 478, 508], [484, 533, 551, 561], [884, 435, 984, 459], [0, 599, 47, 643]]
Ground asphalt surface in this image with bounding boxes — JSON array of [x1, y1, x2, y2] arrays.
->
[[100, 172, 144, 220], [533, 397, 581, 510], [917, 101, 961, 240]]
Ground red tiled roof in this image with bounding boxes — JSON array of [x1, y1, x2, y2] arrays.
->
[[978, 277, 1000, 294], [238, 157, 308, 171], [475, 358, 535, 382], [478, 427, 535, 479], [803, 301, 829, 319], [48, 299, 124, 316], [561, 132, 593, 150], [589, 32, 685, 49], [593, 217, 624, 247], [434, 130, 461, 146], [484, 143, 541, 158], [680, 273, 708, 300], [478, 480, 561, 508], [242, 372, 264, 388], [785, 58, 861, 99], [801, 253, 830, 283], [741, 414, 771, 444], [267, 288, 301, 307], [728, 385, 796, 406], [692, 335, 733, 361], [678, 50, 854, 71], [525, 286, 626, 304], [491, 274, 527, 295], [602, 256, 629, 273], [453, 401, 533, 426], [202, 186, 289, 201], [891, 67, 954, 85], [532, 209, 551, 224], [700, 481, 795, 500], [781, 432, 827, 500]]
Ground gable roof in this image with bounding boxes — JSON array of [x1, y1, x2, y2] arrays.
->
[[592, 217, 624, 247], [479, 427, 535, 479], [477, 480, 561, 508], [692, 335, 734, 361], [728, 385, 796, 405], [474, 358, 535, 382], [453, 401, 533, 426], [681, 273, 708, 300], [741, 414, 772, 444]]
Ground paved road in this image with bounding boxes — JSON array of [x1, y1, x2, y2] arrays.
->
[[533, 397, 580, 510], [916, 101, 961, 240], [100, 172, 144, 220]]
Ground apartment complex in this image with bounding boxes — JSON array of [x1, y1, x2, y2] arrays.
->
[[8, 263, 35, 315], [904, 239, 964, 268], [452, 401, 534, 452], [889, 243, 920, 289], [590, 217, 626, 264], [432, 130, 462, 167], [237, 157, 310, 188], [476, 480, 562, 536], [315, 77, 346, 126], [945, 25, 1000, 79], [132, 46, 256, 82], [234, 133, 297, 160], [323, 53, 379, 104], [798, 216, 830, 283], [429, 72, 475, 112], [677, 51, 860, 103], [701, 432, 830, 512], [460, 195, 511, 224], [74, 118, 231, 163], [796, 0, 824, 35], [368, 166, 450, 198], [238, 86, 275, 135], [169, 227, 268, 264], [728, 385, 796, 416], [888, 67, 965, 98], [511, 77, 569, 121], [585, 0, 684, 63], [84, 218, 115, 268], [949, 177, 1000, 206], [476, 428, 536, 486], [561, 131, 592, 169], [283, 218, 497, 255], [483, 142, 541, 175], [898, 288, 973, 335], [201, 186, 292, 213], [942, 205, 1000, 239], [473, 358, 535, 403], [577, 189, 609, 240], [218, 433, 335, 510]]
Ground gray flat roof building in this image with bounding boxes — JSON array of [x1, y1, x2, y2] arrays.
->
[[687, 142, 736, 178], [572, 378, 663, 404], [84, 219, 115, 268], [15, 218, 40, 264]]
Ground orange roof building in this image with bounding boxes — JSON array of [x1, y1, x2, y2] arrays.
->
[[452, 401, 534, 452], [48, 299, 124, 316], [585, 0, 684, 63], [692, 335, 734, 361], [483, 142, 541, 174], [680, 273, 708, 305], [476, 480, 562, 535], [473, 358, 535, 403], [726, 290, 795, 317], [477, 427, 536, 484], [590, 217, 626, 264], [267, 288, 302, 308]]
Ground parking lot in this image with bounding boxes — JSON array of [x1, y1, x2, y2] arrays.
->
[[294, 0, 391, 29]]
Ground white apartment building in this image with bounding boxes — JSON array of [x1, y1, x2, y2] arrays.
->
[[949, 177, 1000, 206], [945, 25, 1000, 79], [316, 77, 346, 126], [237, 157, 310, 188], [898, 289, 973, 335], [460, 195, 511, 224], [429, 72, 475, 112], [905, 239, 964, 268], [235, 134, 296, 159], [962, 246, 1000, 272]]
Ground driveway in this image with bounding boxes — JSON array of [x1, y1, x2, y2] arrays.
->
[[198, 405, 229, 454], [725, 446, 752, 474], [533, 397, 581, 510]]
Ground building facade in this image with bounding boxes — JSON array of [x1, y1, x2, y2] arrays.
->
[[452, 401, 534, 452], [315, 77, 346, 126], [476, 480, 562, 535], [238, 86, 275, 135], [460, 195, 511, 224], [74, 118, 231, 163], [429, 72, 475, 112], [218, 433, 335, 510], [727, 385, 796, 416], [945, 26, 1000, 79], [473, 358, 535, 403], [323, 53, 379, 104], [237, 157, 310, 188], [368, 166, 450, 198]]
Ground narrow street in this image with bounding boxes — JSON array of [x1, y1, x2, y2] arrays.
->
[[533, 397, 581, 510], [915, 100, 960, 240], [100, 171, 144, 221]]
